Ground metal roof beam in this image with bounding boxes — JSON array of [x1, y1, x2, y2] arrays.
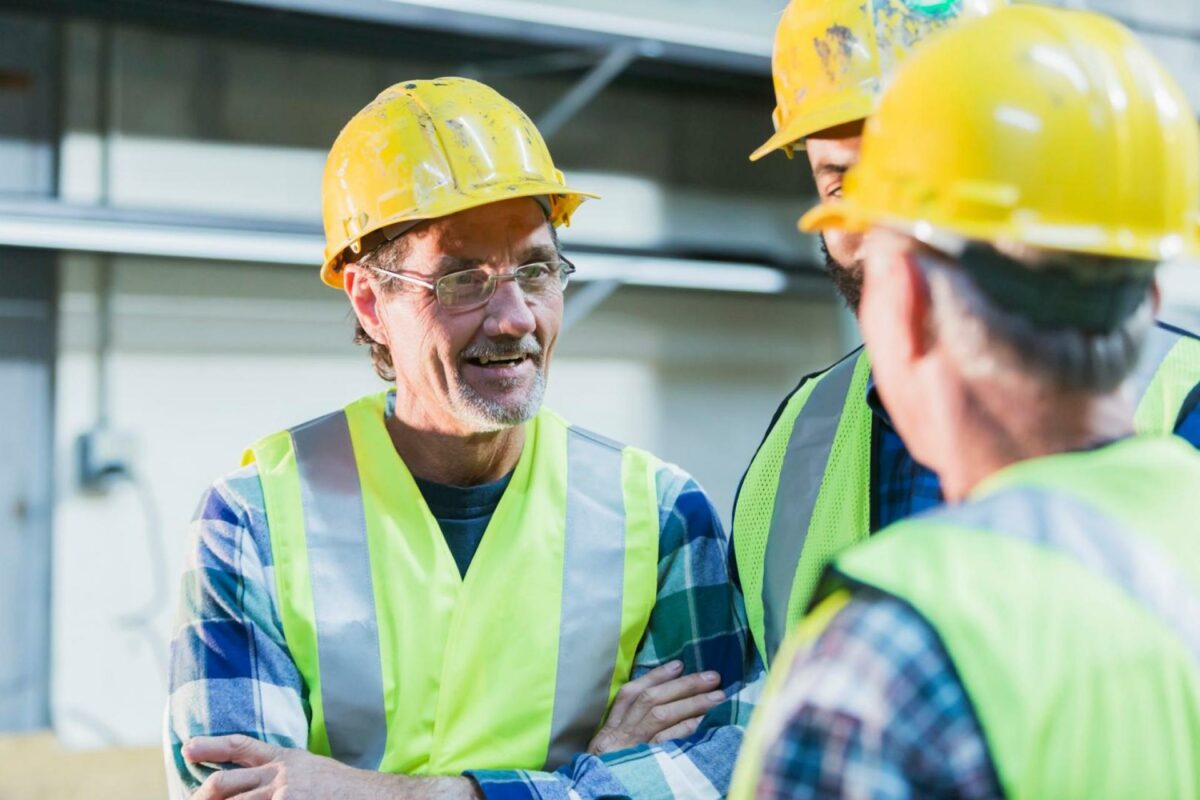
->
[[211, 0, 771, 75], [537, 41, 645, 139], [0, 200, 826, 296]]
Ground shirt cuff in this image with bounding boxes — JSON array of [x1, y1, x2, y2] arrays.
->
[[466, 769, 566, 800]]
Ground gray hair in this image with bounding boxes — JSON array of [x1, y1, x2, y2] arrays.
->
[[352, 235, 414, 382], [920, 249, 1155, 393]]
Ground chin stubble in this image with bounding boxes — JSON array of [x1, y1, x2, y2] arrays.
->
[[453, 336, 546, 429], [820, 235, 863, 315]]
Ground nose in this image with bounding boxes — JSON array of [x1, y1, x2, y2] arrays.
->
[[481, 277, 537, 338]]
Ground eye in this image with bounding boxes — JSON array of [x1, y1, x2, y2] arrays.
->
[[445, 269, 489, 288], [519, 264, 552, 280]]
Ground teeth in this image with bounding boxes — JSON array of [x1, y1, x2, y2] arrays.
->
[[479, 355, 523, 365]]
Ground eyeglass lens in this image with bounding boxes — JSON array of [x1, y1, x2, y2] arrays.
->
[[435, 262, 570, 308]]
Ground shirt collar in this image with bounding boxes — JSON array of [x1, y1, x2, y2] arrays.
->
[[864, 369, 897, 430]]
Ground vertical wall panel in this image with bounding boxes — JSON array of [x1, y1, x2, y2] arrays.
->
[[0, 247, 57, 731]]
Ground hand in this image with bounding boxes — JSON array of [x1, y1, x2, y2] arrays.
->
[[587, 660, 725, 755], [184, 735, 481, 799]]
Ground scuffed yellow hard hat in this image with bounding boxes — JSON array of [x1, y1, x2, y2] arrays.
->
[[801, 5, 1200, 261], [320, 77, 597, 288], [751, 0, 1007, 161]]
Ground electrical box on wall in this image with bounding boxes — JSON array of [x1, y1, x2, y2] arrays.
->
[[76, 427, 135, 489]]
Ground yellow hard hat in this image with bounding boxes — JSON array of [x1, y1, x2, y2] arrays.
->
[[320, 77, 597, 288], [801, 5, 1200, 262], [751, 0, 1007, 161]]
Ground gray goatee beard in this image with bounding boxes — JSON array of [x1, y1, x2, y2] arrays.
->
[[453, 336, 546, 431]]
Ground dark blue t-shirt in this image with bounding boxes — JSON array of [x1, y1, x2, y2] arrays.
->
[[413, 472, 513, 578]]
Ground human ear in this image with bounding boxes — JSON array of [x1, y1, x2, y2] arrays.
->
[[344, 265, 388, 345], [895, 251, 935, 362]]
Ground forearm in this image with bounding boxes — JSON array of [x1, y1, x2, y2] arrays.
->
[[376, 775, 483, 800]]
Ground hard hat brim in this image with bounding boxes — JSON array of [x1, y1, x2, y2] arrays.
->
[[801, 200, 1200, 263], [749, 96, 874, 162], [798, 200, 871, 234], [750, 125, 806, 162], [320, 183, 599, 289]]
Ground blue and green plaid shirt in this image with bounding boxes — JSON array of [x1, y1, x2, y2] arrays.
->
[[866, 380, 944, 531], [166, 409, 763, 800], [752, 591, 1003, 800]]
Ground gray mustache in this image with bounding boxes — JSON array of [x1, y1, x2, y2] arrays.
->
[[459, 337, 543, 363]]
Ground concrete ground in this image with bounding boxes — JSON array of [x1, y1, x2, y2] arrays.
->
[[0, 732, 165, 800]]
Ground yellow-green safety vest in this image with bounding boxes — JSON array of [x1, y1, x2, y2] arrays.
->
[[245, 392, 661, 774], [733, 435, 1200, 798], [733, 324, 1200, 666]]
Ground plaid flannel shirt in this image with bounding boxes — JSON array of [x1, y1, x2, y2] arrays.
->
[[866, 384, 944, 531], [166, 431, 763, 800], [751, 590, 1003, 800]]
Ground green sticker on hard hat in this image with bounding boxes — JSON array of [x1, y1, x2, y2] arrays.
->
[[903, 0, 960, 18]]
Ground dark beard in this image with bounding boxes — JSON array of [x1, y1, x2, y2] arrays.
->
[[820, 235, 862, 315]]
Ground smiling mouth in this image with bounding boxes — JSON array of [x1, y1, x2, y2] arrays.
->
[[464, 353, 531, 368]]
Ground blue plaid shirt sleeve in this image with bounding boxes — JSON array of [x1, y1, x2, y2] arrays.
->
[[165, 465, 310, 798], [752, 592, 1002, 800], [165, 461, 763, 800], [468, 463, 765, 800]]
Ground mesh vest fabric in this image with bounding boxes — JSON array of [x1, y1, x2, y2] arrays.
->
[[732, 350, 872, 665], [245, 393, 661, 774], [1134, 326, 1200, 434]]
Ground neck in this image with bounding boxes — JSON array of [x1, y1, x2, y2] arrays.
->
[[934, 381, 1134, 502], [386, 394, 526, 487]]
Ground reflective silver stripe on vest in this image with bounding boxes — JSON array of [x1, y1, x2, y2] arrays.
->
[[762, 353, 861, 663], [290, 411, 387, 770], [935, 487, 1200, 664], [1127, 325, 1181, 407], [546, 426, 629, 767]]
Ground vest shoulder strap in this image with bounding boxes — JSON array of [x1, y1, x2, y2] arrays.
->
[[761, 349, 873, 661], [849, 486, 1200, 663], [1133, 323, 1200, 434]]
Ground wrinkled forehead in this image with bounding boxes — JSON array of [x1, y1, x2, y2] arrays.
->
[[399, 199, 559, 275], [412, 198, 553, 253]]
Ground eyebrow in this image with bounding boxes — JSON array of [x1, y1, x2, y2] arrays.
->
[[432, 255, 484, 277], [814, 163, 851, 180], [431, 245, 559, 277], [519, 245, 560, 264]]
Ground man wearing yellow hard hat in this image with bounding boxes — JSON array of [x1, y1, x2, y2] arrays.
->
[[732, 5, 1200, 797], [733, 0, 1200, 671], [165, 79, 760, 799]]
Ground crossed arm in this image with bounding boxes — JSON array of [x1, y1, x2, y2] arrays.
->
[[167, 464, 762, 800], [184, 735, 481, 800], [182, 660, 724, 800]]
